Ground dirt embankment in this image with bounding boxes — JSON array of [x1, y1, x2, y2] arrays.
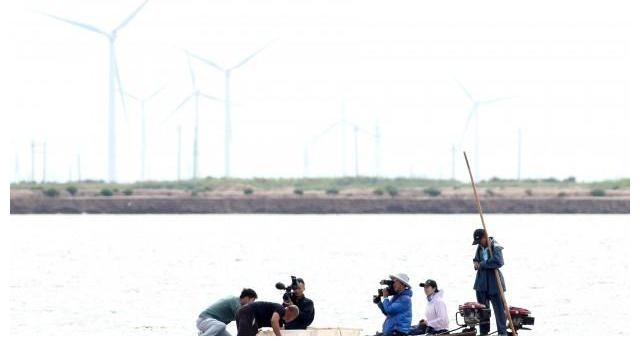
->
[[10, 195, 630, 214]]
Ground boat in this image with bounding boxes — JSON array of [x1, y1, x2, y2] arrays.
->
[[256, 302, 534, 336], [257, 327, 362, 336]]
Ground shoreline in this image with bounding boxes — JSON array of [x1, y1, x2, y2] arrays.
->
[[10, 195, 630, 214]]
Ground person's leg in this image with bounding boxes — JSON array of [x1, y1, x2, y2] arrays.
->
[[475, 290, 490, 336], [197, 317, 228, 336], [235, 307, 257, 336], [408, 323, 427, 335], [489, 294, 508, 335]]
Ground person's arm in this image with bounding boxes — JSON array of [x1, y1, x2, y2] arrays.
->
[[382, 294, 409, 316], [480, 244, 504, 269], [377, 300, 388, 316], [271, 312, 282, 336]]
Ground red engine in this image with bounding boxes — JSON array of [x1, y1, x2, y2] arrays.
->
[[509, 306, 535, 331], [457, 302, 492, 328], [454, 302, 535, 335]]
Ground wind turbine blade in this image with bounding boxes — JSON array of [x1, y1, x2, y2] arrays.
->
[[113, 0, 149, 33], [164, 95, 193, 123], [311, 121, 341, 145], [186, 57, 197, 91], [111, 49, 128, 122], [145, 86, 165, 101], [200, 93, 223, 102], [38, 12, 108, 37], [478, 97, 513, 106], [124, 91, 138, 101], [184, 50, 225, 72], [230, 42, 272, 71], [454, 78, 473, 102]]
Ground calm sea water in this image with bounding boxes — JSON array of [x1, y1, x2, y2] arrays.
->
[[8, 214, 630, 335]]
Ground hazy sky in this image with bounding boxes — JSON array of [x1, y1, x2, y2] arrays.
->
[[6, 0, 632, 182]]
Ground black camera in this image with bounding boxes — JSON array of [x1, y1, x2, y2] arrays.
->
[[275, 275, 300, 303], [372, 279, 397, 304]]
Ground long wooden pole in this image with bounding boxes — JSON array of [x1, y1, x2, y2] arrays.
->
[[463, 151, 518, 336]]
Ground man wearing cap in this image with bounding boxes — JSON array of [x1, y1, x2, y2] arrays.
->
[[410, 279, 449, 335], [376, 273, 413, 336], [472, 228, 508, 336]]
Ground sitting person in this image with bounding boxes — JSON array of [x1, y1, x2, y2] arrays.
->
[[410, 279, 449, 335], [375, 273, 413, 336], [235, 301, 299, 336], [196, 288, 257, 336]]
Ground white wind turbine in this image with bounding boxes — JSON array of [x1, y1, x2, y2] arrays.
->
[[40, 0, 150, 182], [456, 80, 509, 180], [125, 86, 164, 181], [166, 55, 222, 179], [184, 43, 272, 177]]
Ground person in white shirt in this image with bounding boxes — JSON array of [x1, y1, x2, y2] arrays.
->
[[410, 279, 449, 335]]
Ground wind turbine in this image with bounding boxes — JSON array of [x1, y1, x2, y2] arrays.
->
[[345, 122, 378, 177], [456, 80, 509, 180], [166, 55, 222, 179], [176, 125, 183, 181], [375, 119, 381, 178], [42, 141, 47, 184], [40, 0, 150, 182], [184, 42, 272, 177], [125, 86, 164, 181]]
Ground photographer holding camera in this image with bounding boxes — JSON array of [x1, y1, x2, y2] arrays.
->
[[374, 273, 413, 336], [276, 276, 315, 330]]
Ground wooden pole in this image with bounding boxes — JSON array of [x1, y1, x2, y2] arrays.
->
[[463, 151, 518, 336]]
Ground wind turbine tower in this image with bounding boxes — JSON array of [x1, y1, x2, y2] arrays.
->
[[125, 86, 163, 181], [41, 0, 150, 182], [185, 43, 271, 177], [456, 80, 509, 180]]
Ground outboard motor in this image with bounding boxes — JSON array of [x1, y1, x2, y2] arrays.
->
[[509, 306, 535, 331], [454, 302, 492, 335]]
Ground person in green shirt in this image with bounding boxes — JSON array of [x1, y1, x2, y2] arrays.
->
[[197, 288, 258, 336]]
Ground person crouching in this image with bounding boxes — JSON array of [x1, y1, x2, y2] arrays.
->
[[196, 288, 257, 336], [235, 301, 299, 336]]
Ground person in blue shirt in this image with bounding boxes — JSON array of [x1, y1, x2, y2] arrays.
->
[[472, 228, 508, 336], [375, 273, 413, 336]]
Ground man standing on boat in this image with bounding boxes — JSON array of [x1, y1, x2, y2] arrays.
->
[[283, 277, 315, 330], [472, 228, 508, 336], [196, 288, 258, 336], [376, 273, 413, 336]]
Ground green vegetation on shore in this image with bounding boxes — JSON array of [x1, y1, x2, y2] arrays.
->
[[10, 176, 629, 198], [11, 177, 630, 192]]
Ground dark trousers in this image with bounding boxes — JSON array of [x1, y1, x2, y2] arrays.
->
[[409, 324, 447, 336], [476, 290, 507, 335], [235, 305, 258, 336]]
